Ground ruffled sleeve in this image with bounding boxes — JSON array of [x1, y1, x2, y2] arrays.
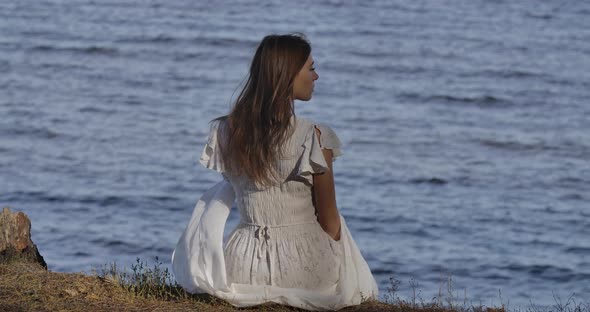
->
[[297, 123, 343, 185], [315, 123, 343, 160], [199, 121, 225, 173]]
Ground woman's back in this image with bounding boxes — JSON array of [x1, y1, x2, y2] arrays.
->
[[203, 116, 340, 224], [200, 116, 344, 288]]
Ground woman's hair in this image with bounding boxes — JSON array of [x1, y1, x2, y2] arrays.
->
[[215, 33, 311, 186]]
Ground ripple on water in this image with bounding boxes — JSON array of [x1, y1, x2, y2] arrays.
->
[[408, 177, 448, 185], [501, 263, 581, 282], [29, 44, 119, 56], [558, 193, 585, 201], [397, 92, 513, 108], [564, 246, 590, 255], [1, 127, 60, 139], [90, 238, 145, 255]]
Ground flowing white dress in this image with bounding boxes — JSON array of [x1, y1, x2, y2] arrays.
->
[[171, 117, 378, 310]]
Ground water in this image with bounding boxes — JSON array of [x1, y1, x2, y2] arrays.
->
[[1, 0, 589, 308]]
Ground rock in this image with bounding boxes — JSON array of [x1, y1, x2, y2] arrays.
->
[[0, 207, 47, 269]]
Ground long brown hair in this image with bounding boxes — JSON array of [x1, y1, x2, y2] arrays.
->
[[215, 33, 311, 186]]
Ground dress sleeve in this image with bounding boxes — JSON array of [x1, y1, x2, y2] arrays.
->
[[296, 123, 343, 185], [315, 123, 343, 160], [199, 121, 225, 173]]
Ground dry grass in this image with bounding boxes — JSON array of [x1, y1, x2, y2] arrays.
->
[[0, 261, 202, 311], [0, 258, 387, 312], [1, 257, 586, 312]]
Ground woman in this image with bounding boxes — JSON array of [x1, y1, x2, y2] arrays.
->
[[172, 33, 378, 310]]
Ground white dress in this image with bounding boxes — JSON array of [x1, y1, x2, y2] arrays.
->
[[171, 117, 378, 310]]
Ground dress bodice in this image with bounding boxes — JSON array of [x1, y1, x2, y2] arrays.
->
[[199, 116, 343, 227]]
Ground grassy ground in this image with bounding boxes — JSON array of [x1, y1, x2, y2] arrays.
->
[[0, 258, 584, 312]]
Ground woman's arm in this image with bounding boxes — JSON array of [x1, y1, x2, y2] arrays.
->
[[312, 127, 341, 241]]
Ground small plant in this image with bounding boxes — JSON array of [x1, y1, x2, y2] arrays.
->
[[384, 275, 402, 304], [97, 257, 190, 301], [408, 277, 422, 308]]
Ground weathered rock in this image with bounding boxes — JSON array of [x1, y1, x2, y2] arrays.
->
[[0, 207, 47, 269]]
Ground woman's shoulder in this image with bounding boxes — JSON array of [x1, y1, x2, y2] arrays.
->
[[294, 116, 329, 131], [293, 116, 342, 155], [210, 116, 227, 130], [294, 116, 338, 138], [208, 117, 231, 142]]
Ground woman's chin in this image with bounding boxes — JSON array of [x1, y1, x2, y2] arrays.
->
[[295, 95, 313, 102]]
